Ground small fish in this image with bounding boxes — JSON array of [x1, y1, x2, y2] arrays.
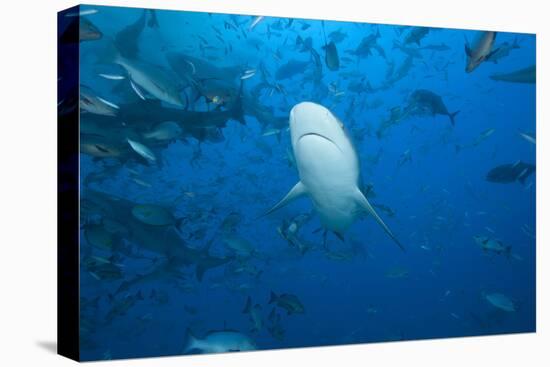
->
[[132, 178, 152, 188], [519, 132, 536, 145], [127, 138, 156, 162], [130, 80, 146, 100], [99, 73, 126, 80], [66, 8, 98, 17], [240, 70, 256, 80], [249, 16, 264, 31]]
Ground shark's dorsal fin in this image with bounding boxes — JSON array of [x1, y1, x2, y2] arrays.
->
[[263, 181, 307, 216], [353, 187, 405, 252]]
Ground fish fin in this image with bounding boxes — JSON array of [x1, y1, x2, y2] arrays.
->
[[269, 291, 278, 304], [485, 48, 500, 61], [518, 172, 529, 185], [183, 328, 199, 353], [354, 188, 405, 251], [243, 296, 251, 314], [449, 110, 460, 126], [333, 231, 345, 242], [263, 182, 307, 216], [464, 44, 472, 57]]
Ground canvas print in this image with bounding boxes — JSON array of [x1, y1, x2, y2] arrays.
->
[[57, 4, 536, 361]]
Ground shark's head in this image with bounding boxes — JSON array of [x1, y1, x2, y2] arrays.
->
[[289, 102, 351, 156]]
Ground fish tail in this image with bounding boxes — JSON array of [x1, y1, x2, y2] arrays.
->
[[182, 328, 199, 354], [449, 110, 460, 126]]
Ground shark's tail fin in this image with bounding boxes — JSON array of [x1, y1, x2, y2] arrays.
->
[[182, 328, 199, 354], [449, 110, 460, 126]]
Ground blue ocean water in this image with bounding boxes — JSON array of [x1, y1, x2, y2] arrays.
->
[[70, 5, 535, 361]]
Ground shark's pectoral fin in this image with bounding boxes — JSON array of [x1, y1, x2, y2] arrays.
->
[[264, 181, 307, 216], [354, 188, 405, 252]]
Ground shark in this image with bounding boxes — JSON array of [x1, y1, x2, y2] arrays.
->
[[265, 102, 404, 251], [82, 190, 232, 280]]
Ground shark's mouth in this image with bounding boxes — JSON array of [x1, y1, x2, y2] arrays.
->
[[298, 133, 343, 153]]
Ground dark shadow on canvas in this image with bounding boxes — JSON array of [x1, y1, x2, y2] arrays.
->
[[36, 341, 57, 354]]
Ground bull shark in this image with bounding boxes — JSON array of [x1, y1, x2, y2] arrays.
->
[[82, 190, 232, 280], [265, 102, 404, 251], [465, 31, 497, 73], [490, 65, 536, 84]]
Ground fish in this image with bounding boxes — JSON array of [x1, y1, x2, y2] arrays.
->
[[473, 235, 511, 255], [220, 212, 242, 233], [84, 223, 120, 251], [249, 16, 264, 31], [519, 132, 536, 145], [455, 128, 495, 153], [83, 190, 231, 281], [275, 59, 310, 80], [183, 329, 256, 353], [398, 149, 412, 166], [486, 161, 535, 184], [269, 291, 305, 315], [240, 69, 256, 80], [112, 55, 187, 108], [296, 36, 313, 52], [80, 85, 119, 116], [490, 65, 536, 84], [349, 29, 384, 59], [407, 89, 459, 126], [66, 8, 98, 17], [127, 138, 156, 162], [265, 102, 403, 250], [98, 73, 126, 80], [392, 40, 423, 59], [131, 204, 179, 227], [329, 29, 347, 43], [243, 297, 263, 332], [323, 41, 340, 71], [465, 31, 497, 73], [404, 27, 430, 45], [486, 38, 520, 64], [322, 21, 340, 71], [143, 121, 183, 141], [60, 16, 102, 43], [277, 213, 313, 254], [223, 235, 254, 258], [483, 292, 517, 312]]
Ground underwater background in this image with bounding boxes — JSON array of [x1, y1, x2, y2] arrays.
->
[[63, 4, 535, 361]]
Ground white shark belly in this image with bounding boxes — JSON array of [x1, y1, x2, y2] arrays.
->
[[294, 134, 359, 232]]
